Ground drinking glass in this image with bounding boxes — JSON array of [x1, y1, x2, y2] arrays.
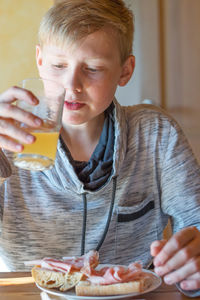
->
[[13, 78, 65, 171]]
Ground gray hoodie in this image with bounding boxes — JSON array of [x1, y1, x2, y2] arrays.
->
[[0, 101, 200, 297]]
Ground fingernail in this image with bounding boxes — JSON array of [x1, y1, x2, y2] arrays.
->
[[34, 118, 42, 126], [26, 135, 34, 143], [154, 259, 162, 267], [164, 276, 173, 285], [31, 96, 39, 105], [153, 241, 161, 247], [181, 282, 188, 289], [15, 144, 23, 152], [32, 99, 38, 105], [154, 267, 163, 276]]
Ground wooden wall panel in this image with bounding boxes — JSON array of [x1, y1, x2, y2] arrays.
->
[[163, 0, 200, 161]]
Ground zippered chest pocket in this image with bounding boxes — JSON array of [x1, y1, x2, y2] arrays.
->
[[118, 200, 154, 222], [115, 193, 158, 266]]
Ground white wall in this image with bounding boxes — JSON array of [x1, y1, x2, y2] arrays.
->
[[116, 0, 161, 106]]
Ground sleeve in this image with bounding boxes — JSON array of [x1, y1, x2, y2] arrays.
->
[[0, 149, 12, 222], [176, 283, 200, 298], [159, 119, 200, 297], [0, 149, 12, 183], [160, 118, 200, 233]]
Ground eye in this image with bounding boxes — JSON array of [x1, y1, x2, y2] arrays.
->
[[86, 67, 98, 73], [52, 64, 66, 69]]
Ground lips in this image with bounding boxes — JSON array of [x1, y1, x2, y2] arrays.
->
[[64, 101, 85, 110]]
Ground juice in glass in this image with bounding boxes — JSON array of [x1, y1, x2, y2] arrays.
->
[[14, 125, 60, 171], [13, 78, 65, 171]]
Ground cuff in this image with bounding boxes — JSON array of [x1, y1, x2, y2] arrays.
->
[[176, 283, 200, 298]]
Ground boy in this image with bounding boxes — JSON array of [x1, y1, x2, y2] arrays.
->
[[0, 0, 200, 296]]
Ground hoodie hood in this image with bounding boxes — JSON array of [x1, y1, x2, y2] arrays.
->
[[43, 99, 127, 194]]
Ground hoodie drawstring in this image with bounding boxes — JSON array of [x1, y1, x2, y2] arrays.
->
[[81, 192, 87, 255], [81, 176, 117, 255]]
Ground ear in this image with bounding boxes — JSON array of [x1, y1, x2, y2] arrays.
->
[[118, 55, 135, 86], [36, 45, 43, 71]]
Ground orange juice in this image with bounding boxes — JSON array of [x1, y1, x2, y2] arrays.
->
[[22, 131, 59, 160], [14, 130, 60, 171]]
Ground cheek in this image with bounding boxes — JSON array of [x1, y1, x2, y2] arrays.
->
[[96, 72, 120, 94], [37, 64, 60, 80], [89, 85, 116, 111], [101, 76, 119, 99], [37, 66, 51, 79]]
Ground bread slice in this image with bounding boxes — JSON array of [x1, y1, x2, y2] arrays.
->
[[32, 266, 83, 292], [76, 277, 150, 296]]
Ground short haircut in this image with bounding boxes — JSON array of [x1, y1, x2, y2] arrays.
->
[[38, 0, 134, 64]]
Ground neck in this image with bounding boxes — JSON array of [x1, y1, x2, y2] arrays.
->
[[61, 114, 105, 161]]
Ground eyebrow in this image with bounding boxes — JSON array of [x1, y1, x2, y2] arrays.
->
[[49, 53, 67, 58], [85, 58, 110, 63], [48, 54, 111, 64]]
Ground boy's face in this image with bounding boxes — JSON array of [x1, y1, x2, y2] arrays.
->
[[36, 27, 134, 126]]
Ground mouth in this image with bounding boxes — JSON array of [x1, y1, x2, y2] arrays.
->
[[64, 101, 85, 110]]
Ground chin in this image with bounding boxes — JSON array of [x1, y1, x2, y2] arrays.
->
[[62, 116, 87, 126]]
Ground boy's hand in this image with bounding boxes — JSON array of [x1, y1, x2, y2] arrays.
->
[[0, 86, 42, 152], [151, 226, 200, 290]]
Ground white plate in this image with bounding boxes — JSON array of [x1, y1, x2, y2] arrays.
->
[[36, 268, 162, 300]]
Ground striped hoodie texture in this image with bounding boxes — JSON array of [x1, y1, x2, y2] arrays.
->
[[0, 102, 199, 289]]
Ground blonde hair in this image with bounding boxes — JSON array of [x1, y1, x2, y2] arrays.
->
[[38, 0, 134, 64]]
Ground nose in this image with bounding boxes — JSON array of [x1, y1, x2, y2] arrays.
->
[[63, 68, 83, 93]]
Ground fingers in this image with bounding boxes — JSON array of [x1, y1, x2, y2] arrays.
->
[[0, 121, 36, 152], [185, 271, 200, 280], [0, 86, 38, 105], [160, 257, 200, 286], [154, 234, 200, 276], [150, 240, 167, 257], [0, 135, 24, 152], [152, 227, 200, 289], [0, 112, 40, 152], [168, 268, 200, 290], [0, 104, 42, 127], [180, 278, 200, 291], [153, 227, 199, 267], [180, 272, 200, 290], [0, 86, 42, 151]]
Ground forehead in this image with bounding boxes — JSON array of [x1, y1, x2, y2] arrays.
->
[[41, 27, 121, 62]]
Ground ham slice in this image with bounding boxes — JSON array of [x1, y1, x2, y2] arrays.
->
[[81, 262, 144, 285], [75, 262, 153, 296], [24, 250, 99, 273]]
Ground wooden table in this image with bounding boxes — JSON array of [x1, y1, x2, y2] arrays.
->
[[0, 272, 199, 300]]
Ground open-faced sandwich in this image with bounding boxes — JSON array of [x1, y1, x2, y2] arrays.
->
[[24, 250, 99, 292], [26, 250, 154, 296], [76, 261, 152, 296]]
